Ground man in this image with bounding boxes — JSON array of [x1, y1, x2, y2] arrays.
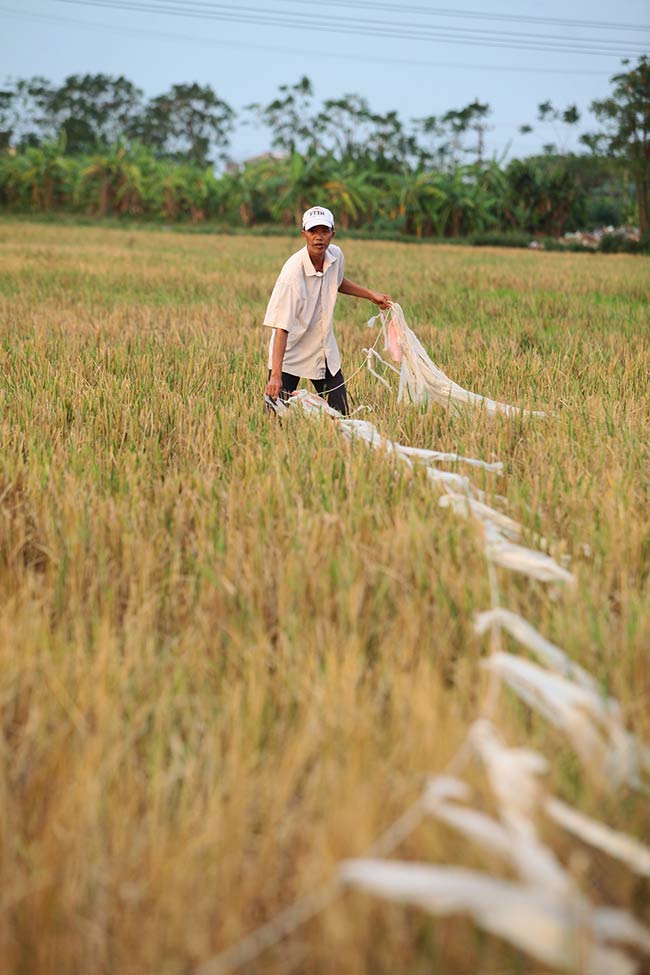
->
[[264, 205, 392, 415]]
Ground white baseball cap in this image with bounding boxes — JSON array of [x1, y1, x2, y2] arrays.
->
[[302, 205, 335, 231]]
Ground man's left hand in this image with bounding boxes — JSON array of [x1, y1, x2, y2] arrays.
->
[[370, 292, 392, 309]]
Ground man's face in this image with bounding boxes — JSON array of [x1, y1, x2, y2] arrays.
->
[[302, 224, 334, 256]]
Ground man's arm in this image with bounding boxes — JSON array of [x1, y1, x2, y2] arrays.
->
[[338, 277, 392, 309], [265, 328, 288, 400]]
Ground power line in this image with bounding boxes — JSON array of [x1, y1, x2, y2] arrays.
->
[[0, 5, 615, 77], [139, 0, 650, 48], [148, 0, 650, 35], [55, 0, 650, 54], [53, 0, 649, 57]]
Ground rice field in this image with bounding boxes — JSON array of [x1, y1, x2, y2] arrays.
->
[[0, 218, 649, 974]]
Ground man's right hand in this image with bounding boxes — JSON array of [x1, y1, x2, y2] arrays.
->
[[265, 374, 283, 400]]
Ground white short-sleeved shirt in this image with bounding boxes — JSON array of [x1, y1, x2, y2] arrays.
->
[[264, 244, 345, 380]]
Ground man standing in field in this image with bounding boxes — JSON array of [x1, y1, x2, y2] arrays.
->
[[264, 205, 392, 415]]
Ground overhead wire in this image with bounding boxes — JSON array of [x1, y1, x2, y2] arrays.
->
[[142, 0, 650, 36], [0, 5, 615, 77], [210, 0, 650, 34], [53, 0, 649, 57], [55, 0, 649, 55], [184, 4, 650, 49], [1, 5, 620, 78]]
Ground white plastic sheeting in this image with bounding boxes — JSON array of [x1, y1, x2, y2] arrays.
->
[[545, 798, 650, 878], [336, 414, 503, 473], [368, 304, 546, 417], [483, 653, 648, 788], [439, 490, 572, 583], [474, 608, 599, 691], [345, 719, 650, 973], [340, 861, 639, 975], [483, 523, 575, 584]]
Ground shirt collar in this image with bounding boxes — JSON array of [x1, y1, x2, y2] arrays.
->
[[302, 245, 338, 277]]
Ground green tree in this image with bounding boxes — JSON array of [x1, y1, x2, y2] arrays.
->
[[413, 100, 492, 170], [589, 56, 650, 234], [411, 114, 452, 170], [45, 74, 144, 154], [313, 94, 373, 161], [442, 100, 492, 166], [135, 83, 234, 166], [572, 152, 635, 227], [246, 76, 317, 156], [505, 155, 584, 236], [0, 87, 12, 149], [0, 77, 56, 148], [531, 101, 582, 155], [314, 97, 416, 171]]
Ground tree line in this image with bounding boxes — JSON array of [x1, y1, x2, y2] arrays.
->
[[0, 57, 648, 240]]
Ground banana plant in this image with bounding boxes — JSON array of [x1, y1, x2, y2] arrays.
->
[[20, 136, 69, 210], [77, 144, 143, 217]]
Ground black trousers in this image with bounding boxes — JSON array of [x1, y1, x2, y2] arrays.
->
[[268, 365, 350, 416]]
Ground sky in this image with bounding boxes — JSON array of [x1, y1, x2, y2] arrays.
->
[[1, 0, 648, 164]]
